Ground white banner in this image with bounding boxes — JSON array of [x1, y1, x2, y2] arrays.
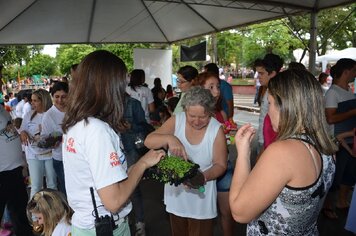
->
[[133, 48, 173, 90]]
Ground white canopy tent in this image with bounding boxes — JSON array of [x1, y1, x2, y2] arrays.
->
[[316, 48, 356, 72], [0, 0, 354, 73], [0, 0, 353, 44]]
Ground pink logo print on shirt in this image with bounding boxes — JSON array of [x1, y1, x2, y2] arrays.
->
[[66, 137, 76, 153], [110, 152, 121, 167]]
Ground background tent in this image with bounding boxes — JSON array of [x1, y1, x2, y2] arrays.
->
[[316, 48, 356, 72], [0, 0, 353, 44], [0, 0, 353, 73]]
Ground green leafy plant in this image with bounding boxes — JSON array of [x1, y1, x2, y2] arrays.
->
[[144, 155, 199, 186]]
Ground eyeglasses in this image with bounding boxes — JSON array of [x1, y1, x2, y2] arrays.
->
[[177, 79, 189, 84]]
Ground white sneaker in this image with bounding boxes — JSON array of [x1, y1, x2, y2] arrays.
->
[[135, 222, 146, 236]]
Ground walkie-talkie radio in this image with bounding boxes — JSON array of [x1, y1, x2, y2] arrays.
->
[[90, 187, 114, 236]]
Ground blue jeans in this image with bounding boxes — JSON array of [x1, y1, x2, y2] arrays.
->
[[330, 144, 356, 192], [53, 159, 66, 196], [217, 160, 233, 192], [254, 85, 260, 104], [27, 159, 57, 197]]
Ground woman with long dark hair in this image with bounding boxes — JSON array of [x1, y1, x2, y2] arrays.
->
[[126, 69, 155, 122], [62, 50, 164, 235]]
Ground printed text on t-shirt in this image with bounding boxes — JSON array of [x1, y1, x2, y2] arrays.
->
[[66, 137, 77, 153]]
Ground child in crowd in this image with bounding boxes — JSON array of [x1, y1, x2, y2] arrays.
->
[[166, 96, 179, 116], [157, 105, 171, 125], [27, 189, 73, 236]]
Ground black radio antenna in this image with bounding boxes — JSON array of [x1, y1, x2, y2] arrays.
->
[[90, 187, 99, 220]]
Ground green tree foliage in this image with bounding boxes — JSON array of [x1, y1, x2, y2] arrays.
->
[[239, 20, 304, 66], [0, 45, 43, 65], [0, 45, 43, 81], [56, 44, 95, 75], [101, 43, 150, 72], [216, 31, 243, 66], [287, 3, 355, 55], [56, 43, 150, 74], [26, 54, 57, 76]]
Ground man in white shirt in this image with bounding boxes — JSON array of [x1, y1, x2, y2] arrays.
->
[[324, 58, 356, 217]]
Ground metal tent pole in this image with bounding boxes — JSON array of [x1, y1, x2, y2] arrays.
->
[[308, 10, 318, 75]]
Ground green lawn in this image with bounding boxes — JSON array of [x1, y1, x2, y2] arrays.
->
[[230, 78, 255, 86]]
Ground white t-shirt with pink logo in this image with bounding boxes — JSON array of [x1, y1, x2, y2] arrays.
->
[[62, 117, 131, 229]]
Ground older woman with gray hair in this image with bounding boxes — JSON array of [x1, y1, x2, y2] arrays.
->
[[145, 86, 227, 236]]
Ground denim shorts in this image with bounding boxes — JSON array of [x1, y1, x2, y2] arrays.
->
[[216, 160, 234, 192], [330, 144, 356, 191]]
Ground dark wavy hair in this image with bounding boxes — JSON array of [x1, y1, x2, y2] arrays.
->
[[254, 54, 283, 74], [50, 81, 68, 96], [129, 69, 145, 91], [177, 65, 198, 82], [62, 50, 128, 134], [204, 63, 219, 76], [330, 58, 356, 81]]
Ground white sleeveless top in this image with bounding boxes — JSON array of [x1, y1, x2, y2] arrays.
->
[[164, 112, 221, 219]]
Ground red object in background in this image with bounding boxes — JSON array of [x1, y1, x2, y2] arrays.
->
[[263, 114, 278, 149], [222, 119, 238, 134], [4, 105, 11, 112]]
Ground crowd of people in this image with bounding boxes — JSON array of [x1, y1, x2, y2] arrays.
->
[[0, 52, 355, 236]]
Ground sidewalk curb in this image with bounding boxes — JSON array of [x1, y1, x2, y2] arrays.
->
[[235, 105, 260, 113]]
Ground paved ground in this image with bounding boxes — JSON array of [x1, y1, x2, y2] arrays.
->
[[135, 94, 353, 236]]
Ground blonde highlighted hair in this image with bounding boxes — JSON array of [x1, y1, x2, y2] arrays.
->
[[268, 69, 338, 155], [27, 189, 73, 236], [30, 89, 53, 120]]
